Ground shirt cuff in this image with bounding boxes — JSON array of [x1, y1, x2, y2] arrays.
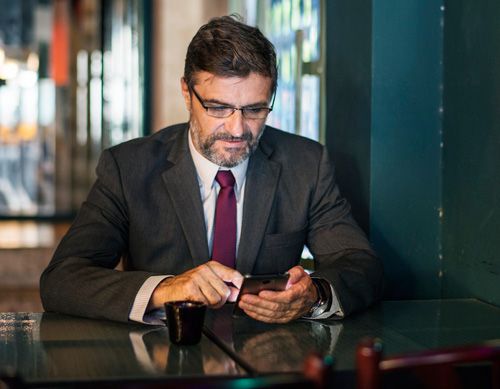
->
[[129, 275, 172, 325]]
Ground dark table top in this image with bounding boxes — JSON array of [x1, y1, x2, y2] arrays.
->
[[1, 299, 500, 386], [0, 312, 245, 386], [205, 298, 500, 373]]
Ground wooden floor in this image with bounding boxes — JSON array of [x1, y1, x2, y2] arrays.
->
[[0, 221, 70, 313]]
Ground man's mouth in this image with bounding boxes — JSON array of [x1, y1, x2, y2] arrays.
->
[[216, 138, 248, 148]]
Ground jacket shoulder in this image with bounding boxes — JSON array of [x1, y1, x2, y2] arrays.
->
[[105, 123, 187, 159], [260, 126, 325, 160]]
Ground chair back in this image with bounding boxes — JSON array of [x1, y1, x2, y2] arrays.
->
[[356, 337, 500, 389]]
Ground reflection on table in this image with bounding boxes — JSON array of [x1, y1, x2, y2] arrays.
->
[[204, 299, 500, 373], [1, 299, 499, 386], [0, 312, 244, 385]]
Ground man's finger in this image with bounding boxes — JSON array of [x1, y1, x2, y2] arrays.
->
[[202, 267, 233, 300], [239, 300, 294, 323], [240, 293, 285, 312], [239, 299, 280, 317], [227, 286, 240, 302], [285, 265, 307, 288], [258, 277, 309, 302], [180, 274, 217, 303], [206, 260, 244, 289], [193, 265, 234, 306], [258, 288, 295, 302]]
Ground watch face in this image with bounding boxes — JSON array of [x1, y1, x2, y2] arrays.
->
[[311, 301, 329, 318]]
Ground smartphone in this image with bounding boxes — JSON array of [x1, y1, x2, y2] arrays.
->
[[233, 273, 289, 317]]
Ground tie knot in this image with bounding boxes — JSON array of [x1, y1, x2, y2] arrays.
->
[[215, 170, 235, 188]]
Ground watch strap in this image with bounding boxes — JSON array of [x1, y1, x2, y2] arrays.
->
[[306, 278, 331, 318]]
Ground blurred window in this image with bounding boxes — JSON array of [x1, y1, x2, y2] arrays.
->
[[0, 0, 148, 217]]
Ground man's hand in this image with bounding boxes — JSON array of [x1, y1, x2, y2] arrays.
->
[[237, 266, 318, 323], [148, 261, 243, 310]]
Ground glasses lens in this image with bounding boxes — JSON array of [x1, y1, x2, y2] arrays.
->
[[205, 106, 271, 119], [206, 107, 235, 118], [242, 108, 271, 119]]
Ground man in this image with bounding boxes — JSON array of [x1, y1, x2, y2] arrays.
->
[[40, 15, 383, 325]]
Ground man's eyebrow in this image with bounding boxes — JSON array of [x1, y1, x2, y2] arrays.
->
[[242, 101, 271, 108], [204, 98, 270, 107], [203, 97, 233, 106]]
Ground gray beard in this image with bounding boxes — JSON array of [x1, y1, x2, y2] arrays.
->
[[190, 121, 264, 168]]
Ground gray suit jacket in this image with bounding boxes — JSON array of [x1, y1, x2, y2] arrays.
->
[[40, 123, 383, 322]]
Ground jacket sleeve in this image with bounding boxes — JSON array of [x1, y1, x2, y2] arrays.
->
[[307, 146, 384, 317], [40, 149, 158, 323]]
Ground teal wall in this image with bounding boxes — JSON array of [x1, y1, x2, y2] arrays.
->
[[325, 0, 500, 304], [442, 0, 500, 306], [326, 0, 372, 234], [370, 0, 443, 298]]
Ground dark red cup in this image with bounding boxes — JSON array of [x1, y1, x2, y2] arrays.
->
[[164, 301, 207, 345]]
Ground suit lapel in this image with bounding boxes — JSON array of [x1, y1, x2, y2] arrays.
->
[[237, 144, 281, 274], [161, 131, 209, 267]]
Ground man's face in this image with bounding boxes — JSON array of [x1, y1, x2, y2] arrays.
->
[[181, 71, 273, 167]]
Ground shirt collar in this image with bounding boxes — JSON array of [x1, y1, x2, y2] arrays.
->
[[188, 130, 248, 198]]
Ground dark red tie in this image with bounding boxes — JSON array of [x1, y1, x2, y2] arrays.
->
[[212, 171, 236, 268]]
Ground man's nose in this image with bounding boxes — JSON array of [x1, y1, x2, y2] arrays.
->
[[224, 109, 245, 137]]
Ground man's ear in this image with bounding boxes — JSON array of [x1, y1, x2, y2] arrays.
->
[[180, 77, 191, 112]]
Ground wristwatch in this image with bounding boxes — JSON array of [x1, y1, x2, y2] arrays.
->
[[306, 278, 331, 319]]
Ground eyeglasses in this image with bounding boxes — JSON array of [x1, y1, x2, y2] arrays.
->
[[189, 86, 275, 120]]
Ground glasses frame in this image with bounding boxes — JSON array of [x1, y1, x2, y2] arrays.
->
[[189, 86, 275, 120]]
